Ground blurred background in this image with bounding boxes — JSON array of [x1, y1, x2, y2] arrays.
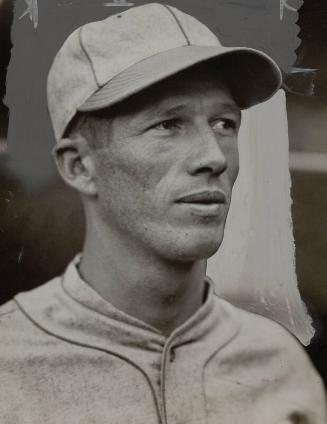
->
[[0, 0, 326, 384]]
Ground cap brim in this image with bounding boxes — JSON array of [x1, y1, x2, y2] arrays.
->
[[78, 45, 282, 112]]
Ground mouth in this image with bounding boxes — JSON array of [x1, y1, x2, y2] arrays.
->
[[176, 190, 227, 204], [175, 190, 227, 217]]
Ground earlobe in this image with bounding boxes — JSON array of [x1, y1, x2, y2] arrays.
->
[[52, 138, 98, 197]]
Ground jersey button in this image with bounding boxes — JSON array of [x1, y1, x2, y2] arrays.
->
[[169, 348, 176, 363]]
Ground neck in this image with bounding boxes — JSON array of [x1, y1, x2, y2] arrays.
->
[[79, 221, 207, 336]]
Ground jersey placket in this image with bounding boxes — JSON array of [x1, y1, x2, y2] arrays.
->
[[159, 336, 208, 424]]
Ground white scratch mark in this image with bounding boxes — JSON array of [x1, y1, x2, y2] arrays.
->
[[280, 0, 298, 20], [291, 67, 317, 74], [284, 290, 296, 328], [19, 0, 38, 29], [18, 247, 24, 264], [104, 0, 134, 7], [0, 138, 7, 154], [4, 190, 13, 203]]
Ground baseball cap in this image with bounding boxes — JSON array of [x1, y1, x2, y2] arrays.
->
[[47, 3, 282, 142]]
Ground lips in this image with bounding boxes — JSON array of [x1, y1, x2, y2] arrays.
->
[[176, 190, 227, 205]]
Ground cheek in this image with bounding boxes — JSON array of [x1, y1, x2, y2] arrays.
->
[[93, 146, 171, 213], [95, 151, 143, 201], [222, 138, 239, 183]]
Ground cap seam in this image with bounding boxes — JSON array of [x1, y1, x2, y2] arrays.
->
[[162, 4, 191, 46], [77, 45, 214, 111], [78, 26, 101, 88], [88, 44, 200, 94]]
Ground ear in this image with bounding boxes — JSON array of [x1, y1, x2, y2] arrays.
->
[[52, 137, 97, 197]]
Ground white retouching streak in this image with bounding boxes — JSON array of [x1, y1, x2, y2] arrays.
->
[[207, 90, 314, 346]]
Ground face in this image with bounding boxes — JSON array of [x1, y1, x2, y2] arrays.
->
[[90, 65, 241, 262]]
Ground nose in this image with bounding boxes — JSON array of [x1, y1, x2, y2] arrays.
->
[[187, 125, 227, 176]]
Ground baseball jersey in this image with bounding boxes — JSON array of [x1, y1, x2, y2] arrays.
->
[[0, 257, 326, 423]]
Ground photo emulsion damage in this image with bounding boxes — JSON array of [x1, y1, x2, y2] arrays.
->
[[0, 0, 326, 423]]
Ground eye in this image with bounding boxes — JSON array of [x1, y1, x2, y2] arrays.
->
[[211, 118, 237, 134], [151, 119, 182, 131]]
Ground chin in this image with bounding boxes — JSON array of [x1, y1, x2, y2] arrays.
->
[[162, 227, 225, 263], [184, 238, 222, 261]]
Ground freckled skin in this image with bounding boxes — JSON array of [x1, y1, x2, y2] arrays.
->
[[91, 69, 241, 263]]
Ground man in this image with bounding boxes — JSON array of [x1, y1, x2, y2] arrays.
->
[[0, 3, 326, 423]]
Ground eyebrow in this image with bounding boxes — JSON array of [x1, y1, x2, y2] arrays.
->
[[144, 101, 241, 120]]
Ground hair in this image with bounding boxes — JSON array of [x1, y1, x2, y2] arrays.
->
[[64, 109, 113, 149]]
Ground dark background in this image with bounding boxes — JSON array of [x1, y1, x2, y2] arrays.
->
[[0, 0, 326, 384]]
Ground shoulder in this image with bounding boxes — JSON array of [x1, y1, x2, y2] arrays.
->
[[213, 294, 326, 411], [0, 298, 19, 317], [0, 278, 63, 351], [215, 293, 311, 355], [0, 298, 29, 336]]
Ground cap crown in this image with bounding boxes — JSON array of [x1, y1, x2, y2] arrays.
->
[[47, 3, 220, 141]]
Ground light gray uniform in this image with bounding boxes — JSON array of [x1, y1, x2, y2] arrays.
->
[[0, 257, 326, 424]]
